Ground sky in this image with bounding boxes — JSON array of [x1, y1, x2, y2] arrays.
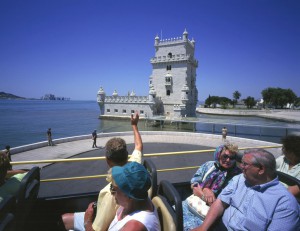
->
[[0, 0, 299, 102]]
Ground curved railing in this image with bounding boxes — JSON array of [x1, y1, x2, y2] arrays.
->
[[11, 145, 281, 183]]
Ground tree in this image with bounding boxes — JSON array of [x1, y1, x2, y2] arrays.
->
[[261, 87, 297, 108], [233, 91, 241, 108], [205, 95, 231, 108], [243, 96, 256, 109], [205, 95, 212, 108]]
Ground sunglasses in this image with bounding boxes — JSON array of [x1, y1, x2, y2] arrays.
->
[[221, 154, 236, 161]]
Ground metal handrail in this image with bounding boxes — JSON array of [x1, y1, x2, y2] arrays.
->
[[11, 145, 281, 166], [11, 145, 281, 183]]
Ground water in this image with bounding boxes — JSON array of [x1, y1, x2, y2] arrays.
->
[[1, 99, 300, 149]]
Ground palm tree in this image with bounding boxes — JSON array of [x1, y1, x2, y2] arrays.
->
[[233, 91, 241, 108]]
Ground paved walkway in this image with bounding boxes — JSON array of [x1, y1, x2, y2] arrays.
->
[[197, 108, 300, 123], [11, 131, 282, 170]]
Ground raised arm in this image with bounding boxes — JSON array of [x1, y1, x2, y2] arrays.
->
[[131, 112, 143, 152]]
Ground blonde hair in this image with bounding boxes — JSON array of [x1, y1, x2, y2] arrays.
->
[[224, 142, 238, 154]]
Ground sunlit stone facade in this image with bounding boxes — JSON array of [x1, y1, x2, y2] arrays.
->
[[97, 29, 198, 118]]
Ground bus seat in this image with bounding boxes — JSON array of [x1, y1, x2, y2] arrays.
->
[[152, 180, 183, 231], [276, 171, 300, 203], [0, 195, 16, 231], [143, 159, 158, 199], [15, 166, 40, 231]]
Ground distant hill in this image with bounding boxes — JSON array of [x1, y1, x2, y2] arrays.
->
[[0, 92, 26, 99]]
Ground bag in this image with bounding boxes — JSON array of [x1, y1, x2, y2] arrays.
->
[[186, 194, 210, 219]]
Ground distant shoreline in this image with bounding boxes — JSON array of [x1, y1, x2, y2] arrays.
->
[[196, 108, 300, 123]]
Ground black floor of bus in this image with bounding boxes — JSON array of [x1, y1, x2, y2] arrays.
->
[[39, 143, 214, 198]]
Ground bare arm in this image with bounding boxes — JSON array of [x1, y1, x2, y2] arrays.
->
[[84, 202, 95, 231], [288, 185, 300, 198], [6, 169, 28, 179], [131, 112, 143, 152], [191, 199, 228, 231], [122, 220, 147, 231]]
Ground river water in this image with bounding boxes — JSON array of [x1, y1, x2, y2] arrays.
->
[[1, 100, 300, 149]]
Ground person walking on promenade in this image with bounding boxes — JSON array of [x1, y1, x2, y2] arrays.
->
[[47, 128, 54, 146], [192, 148, 300, 231], [92, 130, 97, 148], [222, 127, 227, 141]]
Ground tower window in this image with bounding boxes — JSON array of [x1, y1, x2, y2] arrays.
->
[[166, 90, 171, 96]]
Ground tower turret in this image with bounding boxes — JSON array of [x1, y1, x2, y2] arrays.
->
[[97, 86, 106, 115], [183, 29, 188, 41], [155, 34, 160, 46], [148, 85, 156, 102], [112, 90, 118, 97]]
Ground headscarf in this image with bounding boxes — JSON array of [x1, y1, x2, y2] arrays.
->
[[199, 145, 241, 196]]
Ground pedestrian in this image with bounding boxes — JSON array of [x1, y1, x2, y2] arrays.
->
[[92, 130, 97, 148], [47, 128, 54, 146], [222, 127, 227, 141]]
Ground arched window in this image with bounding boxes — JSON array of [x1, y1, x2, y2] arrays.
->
[[166, 90, 171, 96], [168, 53, 172, 58]]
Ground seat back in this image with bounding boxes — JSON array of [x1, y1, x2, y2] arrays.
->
[[15, 167, 40, 230], [0, 195, 16, 231], [277, 171, 300, 187], [143, 159, 158, 199], [277, 170, 300, 203], [152, 180, 183, 231]]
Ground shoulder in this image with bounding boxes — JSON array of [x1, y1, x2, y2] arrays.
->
[[202, 161, 215, 169], [128, 149, 142, 164], [276, 155, 285, 164], [122, 220, 147, 231]]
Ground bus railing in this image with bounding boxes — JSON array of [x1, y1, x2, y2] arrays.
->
[[10, 145, 281, 183]]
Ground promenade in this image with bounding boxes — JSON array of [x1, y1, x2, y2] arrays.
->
[[197, 108, 300, 123], [11, 131, 282, 170], [10, 131, 283, 197]]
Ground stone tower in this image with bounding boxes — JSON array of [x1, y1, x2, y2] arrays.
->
[[149, 29, 198, 117], [97, 29, 198, 119]]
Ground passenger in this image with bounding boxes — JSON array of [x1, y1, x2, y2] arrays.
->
[[192, 148, 300, 231], [105, 161, 160, 231], [61, 112, 143, 231], [276, 134, 300, 198], [0, 151, 28, 203], [183, 143, 241, 230]]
